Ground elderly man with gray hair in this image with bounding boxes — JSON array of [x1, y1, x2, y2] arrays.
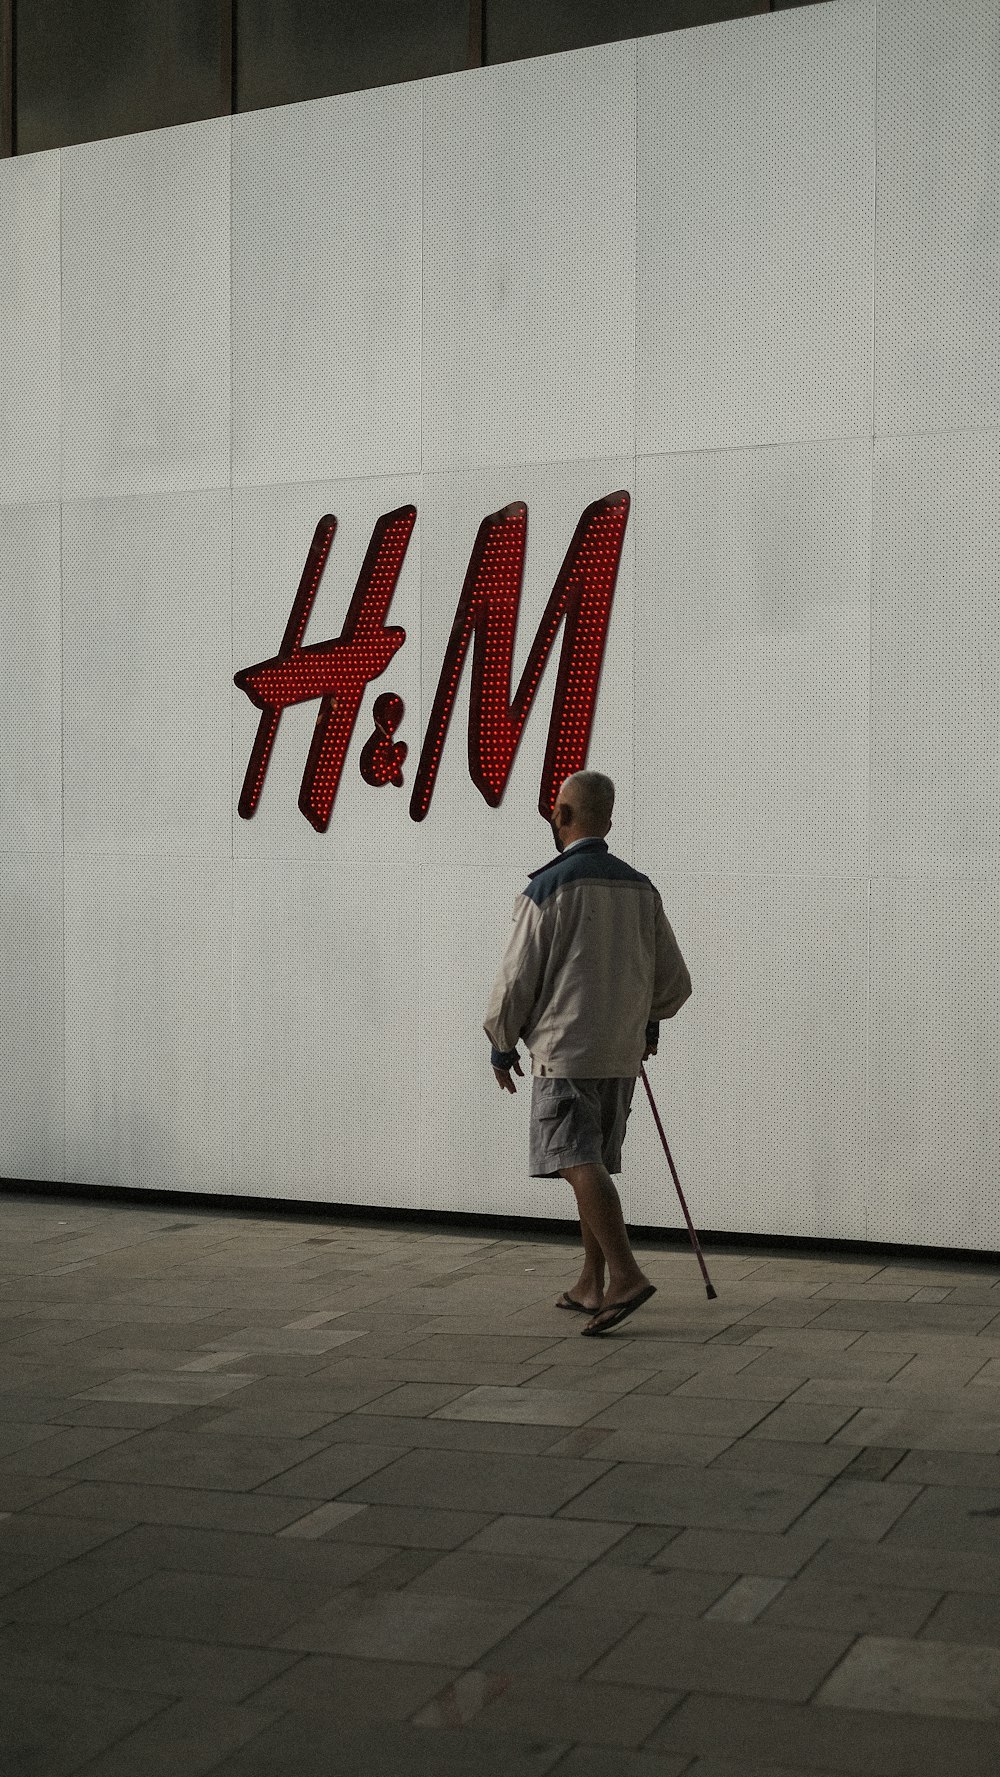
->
[[485, 771, 692, 1335]]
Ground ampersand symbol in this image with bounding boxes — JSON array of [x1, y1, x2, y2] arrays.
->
[[359, 692, 407, 788]]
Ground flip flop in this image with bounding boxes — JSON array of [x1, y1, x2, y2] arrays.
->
[[556, 1292, 600, 1315], [581, 1284, 657, 1337]]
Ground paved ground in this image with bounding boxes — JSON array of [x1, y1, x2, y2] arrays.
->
[[3, 1198, 1000, 1776]]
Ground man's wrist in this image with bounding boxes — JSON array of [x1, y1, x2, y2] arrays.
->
[[645, 1020, 660, 1048], [491, 1045, 518, 1070]]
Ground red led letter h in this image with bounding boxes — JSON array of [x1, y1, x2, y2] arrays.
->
[[234, 506, 416, 832]]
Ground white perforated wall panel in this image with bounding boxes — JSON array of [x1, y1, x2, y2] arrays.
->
[[232, 87, 421, 489], [875, 0, 1000, 436], [0, 854, 64, 1182], [634, 440, 870, 877], [0, 503, 63, 852], [637, 1, 874, 456], [626, 875, 869, 1242], [233, 860, 420, 1207], [62, 490, 232, 857], [869, 878, 1000, 1250], [232, 474, 422, 866], [4, 6, 999, 1252], [872, 431, 1000, 878], [64, 857, 231, 1193], [0, 151, 61, 506], [61, 119, 230, 499], [422, 45, 635, 472]]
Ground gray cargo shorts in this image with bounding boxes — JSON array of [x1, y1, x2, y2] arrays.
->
[[528, 1076, 636, 1178]]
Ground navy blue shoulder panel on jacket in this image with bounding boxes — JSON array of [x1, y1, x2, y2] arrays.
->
[[523, 838, 651, 908]]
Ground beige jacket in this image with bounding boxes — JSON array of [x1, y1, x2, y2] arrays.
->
[[484, 838, 691, 1078]]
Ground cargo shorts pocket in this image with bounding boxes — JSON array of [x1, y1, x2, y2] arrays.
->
[[533, 1081, 575, 1134]]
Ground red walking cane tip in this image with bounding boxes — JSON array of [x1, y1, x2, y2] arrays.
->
[[706, 1284, 718, 1300]]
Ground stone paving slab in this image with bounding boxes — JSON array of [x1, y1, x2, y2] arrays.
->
[[569, 1426, 735, 1466], [0, 1422, 67, 1458], [536, 1741, 691, 1775], [786, 1378, 989, 1412], [207, 1712, 568, 1777], [652, 1526, 825, 1577], [594, 1616, 854, 1701], [668, 1368, 805, 1401], [649, 1692, 1000, 1773], [29, 1479, 323, 1534], [63, 1428, 336, 1492], [0, 1512, 132, 1597], [418, 1667, 676, 1744], [254, 1438, 413, 1499], [885, 1484, 1000, 1551], [56, 1698, 280, 1777], [0, 1473, 76, 1513], [433, 1384, 628, 1426], [710, 1435, 856, 1477], [702, 1574, 787, 1623], [308, 1502, 494, 1548], [76, 1566, 347, 1647], [837, 1406, 1000, 1454], [0, 1555, 148, 1628], [406, 1548, 587, 1610], [15, 1397, 190, 1430], [920, 1591, 1000, 1648], [296, 1406, 565, 1454], [464, 1513, 630, 1563], [0, 1425, 139, 1477], [2, 1675, 167, 1777], [559, 1461, 830, 1530], [798, 1537, 1000, 1596], [75, 1373, 259, 1406], [815, 1632, 1000, 1719], [564, 1558, 738, 1621], [276, 1585, 532, 1664], [8, 1195, 1000, 1773], [780, 1477, 920, 1542], [761, 1575, 939, 1636], [85, 1521, 396, 1585], [590, 1391, 773, 1438], [809, 1303, 1000, 1334], [342, 1446, 610, 1515], [526, 1364, 661, 1395], [665, 1761, 819, 1777], [0, 1618, 298, 1700], [479, 1597, 647, 1679]]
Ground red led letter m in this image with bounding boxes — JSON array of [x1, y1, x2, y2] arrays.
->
[[409, 490, 630, 822]]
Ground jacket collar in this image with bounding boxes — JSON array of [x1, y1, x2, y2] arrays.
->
[[528, 837, 608, 880]]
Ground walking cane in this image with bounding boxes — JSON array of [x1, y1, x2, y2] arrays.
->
[[640, 1065, 717, 1301]]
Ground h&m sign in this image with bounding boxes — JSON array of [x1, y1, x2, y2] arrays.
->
[[234, 491, 630, 828]]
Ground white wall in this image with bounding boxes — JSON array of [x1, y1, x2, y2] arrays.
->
[[1, 0, 997, 1247]]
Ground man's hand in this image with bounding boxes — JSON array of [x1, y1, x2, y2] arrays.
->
[[493, 1056, 525, 1093], [642, 1043, 658, 1062]]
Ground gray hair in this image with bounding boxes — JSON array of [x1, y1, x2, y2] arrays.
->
[[561, 770, 615, 829]]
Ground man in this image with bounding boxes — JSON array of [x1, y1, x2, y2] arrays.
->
[[484, 771, 692, 1336]]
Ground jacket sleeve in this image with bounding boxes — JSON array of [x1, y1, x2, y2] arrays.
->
[[649, 894, 692, 1023], [484, 895, 548, 1061]]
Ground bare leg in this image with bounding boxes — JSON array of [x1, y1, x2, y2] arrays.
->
[[564, 1211, 605, 1311], [561, 1163, 650, 1304]]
